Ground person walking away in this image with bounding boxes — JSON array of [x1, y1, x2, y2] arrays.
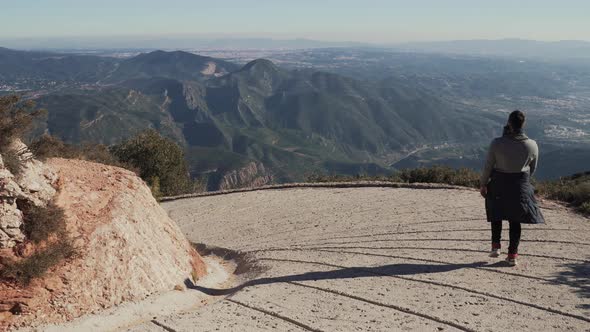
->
[[480, 110, 545, 266]]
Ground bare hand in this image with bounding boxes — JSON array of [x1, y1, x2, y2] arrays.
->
[[480, 186, 487, 198]]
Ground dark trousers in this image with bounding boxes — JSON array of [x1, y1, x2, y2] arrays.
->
[[491, 220, 521, 255]]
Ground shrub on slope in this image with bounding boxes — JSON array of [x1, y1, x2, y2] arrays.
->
[[537, 172, 590, 215], [111, 129, 192, 197], [30, 134, 127, 169], [308, 165, 480, 188], [0, 95, 45, 174]]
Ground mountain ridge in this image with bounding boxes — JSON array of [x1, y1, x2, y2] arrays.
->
[[7, 46, 583, 183], [31, 55, 499, 182], [103, 50, 240, 83]]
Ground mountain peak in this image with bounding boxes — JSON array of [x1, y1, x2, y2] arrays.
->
[[105, 50, 239, 83]]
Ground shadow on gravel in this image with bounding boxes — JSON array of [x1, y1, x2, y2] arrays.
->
[[485, 261, 516, 268], [552, 261, 590, 309], [185, 261, 487, 296], [192, 242, 267, 275]]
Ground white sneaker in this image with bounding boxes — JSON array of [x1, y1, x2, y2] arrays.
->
[[489, 248, 500, 258], [506, 256, 518, 266]]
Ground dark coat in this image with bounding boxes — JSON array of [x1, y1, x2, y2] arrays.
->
[[485, 171, 545, 224]]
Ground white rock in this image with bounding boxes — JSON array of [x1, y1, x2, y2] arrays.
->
[[0, 201, 23, 228], [17, 159, 57, 205], [0, 139, 57, 248], [0, 203, 25, 247]]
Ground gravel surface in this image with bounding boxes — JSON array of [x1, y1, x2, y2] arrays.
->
[[150, 187, 590, 332]]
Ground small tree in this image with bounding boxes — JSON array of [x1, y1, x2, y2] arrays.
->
[[0, 95, 46, 145], [0, 95, 46, 175], [111, 130, 192, 196]]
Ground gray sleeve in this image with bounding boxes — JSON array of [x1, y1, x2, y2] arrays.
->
[[529, 141, 539, 176], [480, 140, 496, 187]]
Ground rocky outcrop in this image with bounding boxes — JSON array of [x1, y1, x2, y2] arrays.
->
[[216, 162, 273, 191], [1, 156, 207, 330], [0, 200, 24, 249], [0, 140, 57, 249]]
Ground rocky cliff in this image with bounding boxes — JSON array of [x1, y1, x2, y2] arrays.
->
[[0, 148, 206, 330], [208, 162, 273, 191]]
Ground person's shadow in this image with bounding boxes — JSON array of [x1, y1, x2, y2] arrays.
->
[[552, 261, 590, 309], [185, 261, 487, 296]]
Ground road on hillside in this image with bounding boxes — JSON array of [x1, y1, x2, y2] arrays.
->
[[139, 187, 589, 332]]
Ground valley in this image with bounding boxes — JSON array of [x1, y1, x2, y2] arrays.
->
[[1, 46, 589, 186]]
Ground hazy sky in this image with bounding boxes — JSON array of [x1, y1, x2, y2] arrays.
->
[[2, 0, 589, 42]]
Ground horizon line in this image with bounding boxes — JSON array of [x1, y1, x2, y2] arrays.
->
[[1, 35, 589, 45]]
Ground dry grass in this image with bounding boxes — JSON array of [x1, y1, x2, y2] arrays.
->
[[29, 134, 79, 160], [21, 201, 67, 244], [30, 134, 131, 169], [0, 202, 77, 285], [0, 240, 76, 285]]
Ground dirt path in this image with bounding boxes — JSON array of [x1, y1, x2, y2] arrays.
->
[[153, 187, 589, 332], [25, 256, 234, 332]]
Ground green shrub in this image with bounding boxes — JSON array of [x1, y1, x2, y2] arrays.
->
[[570, 183, 590, 205], [111, 129, 192, 196], [394, 166, 480, 188], [307, 165, 480, 188], [537, 172, 590, 215], [306, 173, 389, 183], [149, 176, 162, 200]]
